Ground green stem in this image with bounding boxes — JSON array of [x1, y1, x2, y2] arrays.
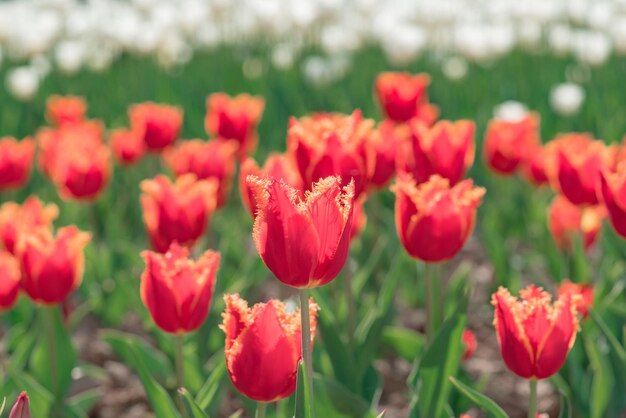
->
[[344, 261, 356, 352], [299, 288, 314, 415], [255, 402, 267, 418], [528, 378, 538, 418], [44, 306, 59, 399], [175, 335, 188, 418], [424, 262, 443, 341]]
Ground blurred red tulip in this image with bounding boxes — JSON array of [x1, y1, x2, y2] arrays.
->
[[205, 93, 265, 158], [369, 121, 402, 188], [110, 128, 145, 166], [350, 197, 368, 240], [548, 195, 605, 252], [492, 285, 580, 379], [16, 226, 91, 305], [0, 137, 35, 191], [140, 174, 218, 253], [598, 164, 626, 238], [0, 197, 58, 255], [46, 95, 87, 126], [393, 174, 484, 262], [247, 175, 354, 288], [288, 110, 375, 198], [558, 280, 593, 318], [129, 102, 183, 151], [520, 144, 550, 186], [484, 112, 540, 175], [375, 72, 439, 125], [462, 329, 477, 361], [9, 392, 31, 418], [163, 139, 238, 208], [397, 119, 475, 186], [221, 294, 318, 402], [0, 250, 21, 310], [141, 242, 220, 334], [239, 154, 303, 217]]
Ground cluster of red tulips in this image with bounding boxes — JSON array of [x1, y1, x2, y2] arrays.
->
[[0, 69, 622, 417]]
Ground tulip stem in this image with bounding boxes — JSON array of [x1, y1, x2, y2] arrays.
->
[[175, 335, 188, 418], [44, 306, 59, 399], [299, 288, 314, 414], [528, 378, 538, 418], [255, 402, 267, 418], [424, 262, 443, 341], [344, 260, 356, 352]]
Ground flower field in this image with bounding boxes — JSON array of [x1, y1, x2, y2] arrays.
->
[[1, 2, 626, 418]]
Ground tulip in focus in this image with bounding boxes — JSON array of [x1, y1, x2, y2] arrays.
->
[[163, 139, 238, 208], [548, 195, 605, 252], [375, 72, 439, 125], [287, 110, 375, 198], [393, 174, 485, 263], [0, 251, 21, 310], [484, 112, 540, 175], [492, 285, 580, 379], [140, 174, 218, 253], [221, 294, 318, 402], [141, 243, 220, 334], [16, 226, 91, 305], [0, 197, 59, 255], [558, 280, 593, 318], [129, 102, 183, 151], [9, 392, 31, 418], [205, 93, 265, 158], [46, 95, 87, 126], [397, 119, 475, 186], [247, 175, 354, 288], [0, 137, 36, 191], [110, 128, 145, 166], [598, 164, 626, 238], [462, 329, 477, 361]]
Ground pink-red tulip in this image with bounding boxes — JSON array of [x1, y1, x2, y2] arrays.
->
[[0, 197, 58, 255], [598, 163, 626, 238], [375, 72, 439, 125], [0, 250, 21, 310], [548, 195, 605, 252], [369, 121, 401, 188], [520, 144, 550, 187], [129, 102, 183, 151], [0, 137, 35, 191], [110, 128, 145, 166], [558, 280, 593, 319], [9, 392, 31, 418], [462, 329, 477, 361], [484, 113, 540, 175], [46, 95, 87, 126]]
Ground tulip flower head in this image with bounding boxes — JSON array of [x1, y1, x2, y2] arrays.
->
[[375, 72, 439, 124], [558, 280, 593, 318], [492, 285, 580, 379], [46, 95, 87, 126], [369, 121, 401, 188], [9, 392, 31, 418], [140, 174, 218, 253], [221, 294, 318, 402], [129, 102, 183, 151], [110, 128, 145, 166], [0, 251, 21, 310], [484, 112, 540, 175], [247, 175, 355, 288], [163, 139, 239, 208], [397, 119, 475, 186], [141, 243, 220, 334], [0, 197, 59, 255], [393, 173, 485, 262], [520, 144, 550, 187], [0, 137, 36, 191], [205, 93, 265, 158], [598, 163, 626, 238], [462, 329, 477, 361], [16, 226, 91, 305], [548, 195, 605, 252]]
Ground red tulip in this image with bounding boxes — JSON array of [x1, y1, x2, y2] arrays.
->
[[369, 121, 401, 188], [0, 197, 58, 255], [397, 119, 475, 186], [9, 392, 31, 418], [598, 164, 626, 238], [110, 128, 145, 166], [558, 280, 593, 318], [163, 139, 238, 208], [484, 112, 540, 175], [0, 137, 35, 191], [393, 174, 485, 262], [287, 110, 375, 198], [492, 285, 580, 379], [375, 72, 439, 125], [520, 144, 550, 187], [205, 93, 265, 158], [548, 195, 605, 252], [0, 251, 21, 310], [16, 226, 91, 305], [247, 175, 355, 288], [46, 95, 87, 126], [129, 102, 183, 151], [221, 294, 318, 402], [141, 242, 220, 334], [462, 329, 477, 361], [140, 174, 218, 253]]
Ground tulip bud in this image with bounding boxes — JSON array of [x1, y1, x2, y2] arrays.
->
[[0, 137, 36, 191], [129, 102, 183, 151], [163, 139, 238, 208], [393, 174, 485, 262], [110, 128, 145, 166], [141, 243, 220, 334], [0, 251, 21, 310], [492, 285, 580, 379], [484, 112, 540, 175], [375, 72, 438, 124], [16, 226, 91, 305], [140, 174, 218, 253], [462, 329, 477, 361], [46, 95, 87, 126], [205, 93, 265, 158], [221, 294, 318, 402], [0, 197, 59, 255], [397, 119, 475, 186], [9, 392, 31, 418], [247, 175, 354, 288], [548, 195, 605, 252], [558, 280, 594, 319]]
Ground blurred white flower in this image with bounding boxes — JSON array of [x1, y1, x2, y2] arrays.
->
[[30, 54, 52, 77], [6, 66, 40, 101], [441, 56, 468, 80], [494, 101, 529, 121], [550, 83, 585, 116], [380, 24, 427, 65], [55, 40, 85, 74], [548, 24, 573, 55], [272, 43, 296, 70], [573, 31, 611, 66]]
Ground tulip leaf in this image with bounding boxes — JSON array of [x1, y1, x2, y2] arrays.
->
[[589, 309, 626, 370], [303, 372, 378, 418], [449, 377, 509, 418], [294, 362, 313, 418], [584, 334, 613, 418], [558, 391, 572, 418], [382, 326, 424, 361], [67, 388, 102, 414], [7, 368, 54, 418], [195, 354, 227, 414], [180, 388, 210, 418]]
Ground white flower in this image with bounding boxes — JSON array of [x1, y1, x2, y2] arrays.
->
[[6, 66, 40, 101], [442, 56, 468, 80], [550, 83, 585, 116], [494, 101, 529, 121], [55, 40, 85, 74]]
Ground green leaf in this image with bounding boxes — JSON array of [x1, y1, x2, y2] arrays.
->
[[584, 334, 613, 418], [558, 391, 572, 418], [67, 388, 102, 414], [449, 377, 509, 418], [308, 373, 377, 418], [294, 362, 313, 418], [589, 309, 626, 372], [8, 369, 54, 417], [180, 388, 210, 418], [382, 326, 424, 361], [195, 354, 227, 414]]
